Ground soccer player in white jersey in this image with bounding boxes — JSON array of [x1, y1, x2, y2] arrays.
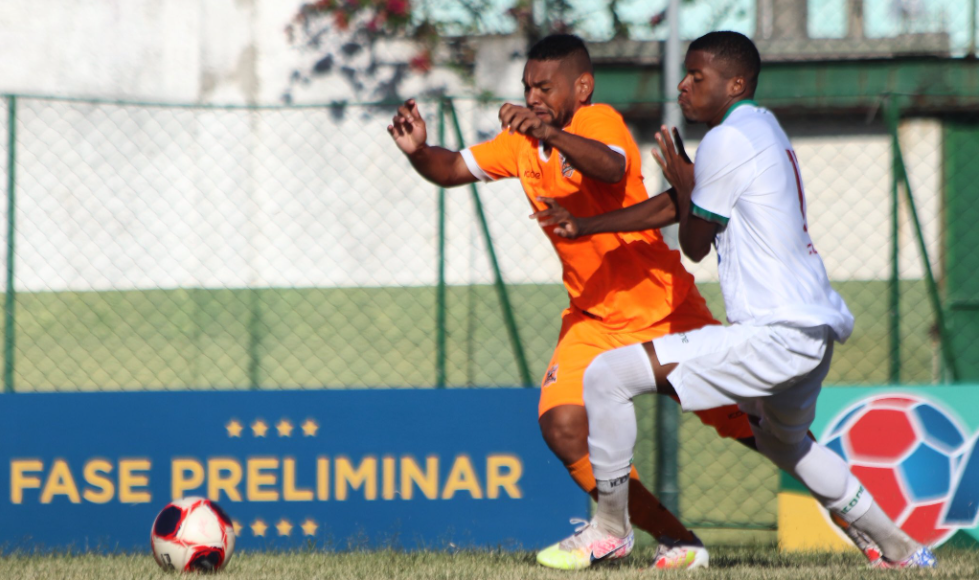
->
[[531, 31, 937, 570]]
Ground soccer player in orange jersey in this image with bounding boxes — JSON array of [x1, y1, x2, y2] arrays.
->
[[387, 34, 751, 569]]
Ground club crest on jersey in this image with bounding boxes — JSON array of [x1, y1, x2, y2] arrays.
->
[[560, 154, 575, 178], [542, 364, 559, 387]]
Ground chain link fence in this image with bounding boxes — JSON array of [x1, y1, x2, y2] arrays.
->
[[3, 96, 965, 390], [3, 0, 978, 534], [4, 91, 975, 536]]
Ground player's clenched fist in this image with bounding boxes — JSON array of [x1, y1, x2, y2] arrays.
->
[[387, 99, 428, 156], [499, 103, 550, 142]]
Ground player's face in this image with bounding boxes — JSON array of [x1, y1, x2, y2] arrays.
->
[[677, 50, 738, 128], [523, 59, 578, 128]]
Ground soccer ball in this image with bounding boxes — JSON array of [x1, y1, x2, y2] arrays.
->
[[151, 496, 237, 572], [823, 395, 968, 546]]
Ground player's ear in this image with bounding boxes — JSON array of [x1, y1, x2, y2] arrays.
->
[[729, 75, 747, 100], [575, 72, 594, 104]]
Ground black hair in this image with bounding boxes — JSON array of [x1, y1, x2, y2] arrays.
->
[[527, 34, 593, 74], [688, 31, 761, 92]]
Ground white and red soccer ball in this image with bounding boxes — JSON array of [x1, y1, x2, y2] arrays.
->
[[823, 395, 974, 546], [151, 496, 236, 572]]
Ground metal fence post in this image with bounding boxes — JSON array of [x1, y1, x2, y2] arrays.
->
[[655, 0, 683, 517], [887, 98, 901, 384], [655, 399, 680, 515], [436, 98, 447, 388], [445, 99, 533, 387], [4, 95, 15, 394], [886, 99, 959, 382]]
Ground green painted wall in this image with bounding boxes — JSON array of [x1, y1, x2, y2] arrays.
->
[[594, 58, 979, 112], [944, 120, 979, 381]]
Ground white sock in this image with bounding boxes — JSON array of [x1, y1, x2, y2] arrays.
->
[[595, 475, 631, 538], [796, 440, 872, 520], [583, 343, 657, 481], [756, 432, 918, 562], [849, 503, 919, 562], [797, 442, 917, 560]]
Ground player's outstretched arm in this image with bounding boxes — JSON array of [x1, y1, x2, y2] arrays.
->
[[653, 125, 715, 262], [499, 104, 624, 183], [388, 99, 476, 187], [530, 192, 677, 239]]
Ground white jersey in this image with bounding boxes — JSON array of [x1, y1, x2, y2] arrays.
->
[[690, 101, 854, 342]]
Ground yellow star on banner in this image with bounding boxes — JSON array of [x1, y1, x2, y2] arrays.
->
[[225, 419, 243, 438], [300, 518, 319, 536], [251, 419, 268, 437], [275, 518, 293, 537], [301, 419, 319, 437], [232, 520, 243, 537], [250, 519, 268, 537], [276, 419, 294, 437]]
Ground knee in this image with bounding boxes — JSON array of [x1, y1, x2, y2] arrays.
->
[[539, 405, 589, 464], [582, 351, 615, 408], [755, 429, 812, 471], [583, 344, 656, 411]]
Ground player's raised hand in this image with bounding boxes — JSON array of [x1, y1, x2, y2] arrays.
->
[[387, 99, 427, 156], [530, 196, 581, 239], [671, 127, 692, 164], [652, 125, 694, 198], [499, 103, 548, 141]]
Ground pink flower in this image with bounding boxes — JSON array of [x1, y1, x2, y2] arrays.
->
[[334, 11, 349, 30], [386, 0, 409, 17], [409, 50, 432, 73]]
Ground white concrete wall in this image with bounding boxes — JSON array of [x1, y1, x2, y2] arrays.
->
[[0, 0, 467, 105], [647, 118, 943, 284], [2, 95, 942, 292], [0, 1, 943, 292]]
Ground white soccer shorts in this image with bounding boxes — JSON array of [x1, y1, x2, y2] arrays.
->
[[653, 323, 833, 444]]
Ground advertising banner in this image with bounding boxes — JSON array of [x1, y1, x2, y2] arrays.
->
[[779, 385, 979, 551], [1, 389, 583, 552]]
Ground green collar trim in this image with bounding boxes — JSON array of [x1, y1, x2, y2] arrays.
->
[[721, 99, 759, 123]]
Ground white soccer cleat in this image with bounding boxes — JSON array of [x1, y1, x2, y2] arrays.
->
[[536, 518, 634, 570], [650, 534, 710, 570], [830, 513, 882, 565], [871, 545, 937, 569]]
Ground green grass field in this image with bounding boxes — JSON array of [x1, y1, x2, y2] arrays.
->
[[7, 279, 936, 391], [2, 546, 977, 579]]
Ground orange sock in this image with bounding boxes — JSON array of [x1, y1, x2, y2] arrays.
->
[[567, 454, 597, 492], [565, 454, 695, 543]]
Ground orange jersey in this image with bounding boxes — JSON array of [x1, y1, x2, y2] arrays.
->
[[463, 104, 695, 332]]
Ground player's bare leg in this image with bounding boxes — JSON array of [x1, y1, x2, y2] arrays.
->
[[539, 404, 589, 465], [536, 404, 698, 569], [539, 405, 696, 541]]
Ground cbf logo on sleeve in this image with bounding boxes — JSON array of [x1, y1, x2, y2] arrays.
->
[[822, 395, 979, 546]]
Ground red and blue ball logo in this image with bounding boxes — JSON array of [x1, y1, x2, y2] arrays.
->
[[822, 395, 979, 546]]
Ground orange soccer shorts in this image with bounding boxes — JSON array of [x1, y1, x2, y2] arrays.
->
[[538, 289, 753, 441]]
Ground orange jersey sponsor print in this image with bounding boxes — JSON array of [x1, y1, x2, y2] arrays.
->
[[463, 104, 695, 333]]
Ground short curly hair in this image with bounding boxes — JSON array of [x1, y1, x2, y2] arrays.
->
[[527, 34, 593, 75], [688, 31, 761, 93]]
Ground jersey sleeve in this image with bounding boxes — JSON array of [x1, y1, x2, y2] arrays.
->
[[461, 130, 522, 182], [689, 126, 756, 226], [572, 105, 630, 167]]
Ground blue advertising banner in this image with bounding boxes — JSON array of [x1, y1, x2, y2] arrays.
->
[[0, 389, 584, 552]]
